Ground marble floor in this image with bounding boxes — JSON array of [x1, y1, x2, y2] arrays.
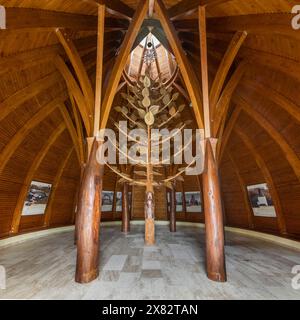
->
[[0, 225, 299, 300]]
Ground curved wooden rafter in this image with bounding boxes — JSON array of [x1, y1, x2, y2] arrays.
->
[[56, 29, 94, 115], [43, 147, 75, 227], [0, 93, 68, 175], [9, 123, 66, 234], [155, 0, 204, 129], [234, 126, 287, 235], [234, 94, 300, 182], [100, 0, 149, 130], [59, 103, 83, 164], [213, 61, 247, 137], [55, 55, 92, 136], [209, 31, 247, 115]]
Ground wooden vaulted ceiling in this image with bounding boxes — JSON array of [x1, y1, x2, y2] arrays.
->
[[0, 0, 300, 240]]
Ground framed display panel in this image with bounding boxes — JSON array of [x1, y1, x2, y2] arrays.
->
[[185, 192, 202, 213], [247, 183, 277, 217], [101, 191, 114, 212], [22, 181, 52, 216]]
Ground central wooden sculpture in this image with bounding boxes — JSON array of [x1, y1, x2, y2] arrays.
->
[[108, 38, 191, 245]]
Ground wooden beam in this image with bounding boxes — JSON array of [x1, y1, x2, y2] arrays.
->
[[234, 126, 287, 235], [9, 123, 66, 234], [207, 13, 300, 40], [170, 185, 176, 232], [168, 0, 229, 20], [210, 31, 247, 112], [56, 29, 94, 114], [93, 4, 106, 137], [155, 0, 204, 129], [4, 8, 98, 30], [122, 182, 130, 233], [100, 0, 149, 130], [59, 103, 83, 164], [227, 151, 254, 229], [55, 55, 92, 136], [217, 107, 240, 162], [0, 93, 68, 175], [84, 0, 135, 20], [235, 95, 300, 182], [198, 6, 211, 138], [43, 148, 74, 227], [213, 62, 247, 137]]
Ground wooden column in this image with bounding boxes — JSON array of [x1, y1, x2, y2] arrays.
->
[[170, 185, 176, 232], [75, 139, 104, 284], [199, 5, 226, 283], [203, 139, 226, 282], [122, 183, 130, 233]]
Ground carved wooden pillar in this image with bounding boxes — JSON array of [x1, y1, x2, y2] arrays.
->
[[170, 185, 176, 232], [145, 191, 155, 246], [75, 139, 104, 283], [122, 182, 130, 233], [202, 138, 226, 282]]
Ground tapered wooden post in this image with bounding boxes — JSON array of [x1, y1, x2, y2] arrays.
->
[[122, 182, 130, 233], [170, 186, 176, 232], [202, 139, 226, 282], [75, 139, 104, 283]]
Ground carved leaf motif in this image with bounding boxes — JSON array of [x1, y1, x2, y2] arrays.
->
[[142, 96, 151, 108], [142, 88, 150, 97], [144, 111, 155, 126], [143, 76, 151, 88], [149, 105, 160, 115], [137, 108, 146, 119]]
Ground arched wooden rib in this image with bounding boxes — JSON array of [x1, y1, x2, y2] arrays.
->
[[0, 93, 68, 175], [59, 103, 83, 164], [43, 147, 75, 227], [173, 82, 190, 102], [213, 62, 247, 137], [235, 95, 300, 182], [154, 0, 204, 129], [9, 123, 66, 234], [122, 70, 135, 87], [55, 55, 92, 136], [217, 106, 241, 163], [0, 72, 62, 123], [227, 151, 254, 229], [234, 126, 287, 235], [164, 66, 179, 88], [210, 31, 247, 115], [242, 79, 300, 125], [100, 0, 149, 130], [56, 29, 94, 115], [70, 94, 86, 163]]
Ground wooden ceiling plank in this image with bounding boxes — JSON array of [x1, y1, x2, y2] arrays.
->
[[9, 123, 66, 234], [0, 93, 68, 175], [227, 151, 255, 229], [56, 29, 94, 115], [43, 147, 75, 227], [234, 126, 287, 235], [242, 79, 300, 125], [0, 72, 63, 123], [210, 31, 247, 112], [100, 0, 149, 130], [235, 95, 300, 182], [155, 0, 204, 129]]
